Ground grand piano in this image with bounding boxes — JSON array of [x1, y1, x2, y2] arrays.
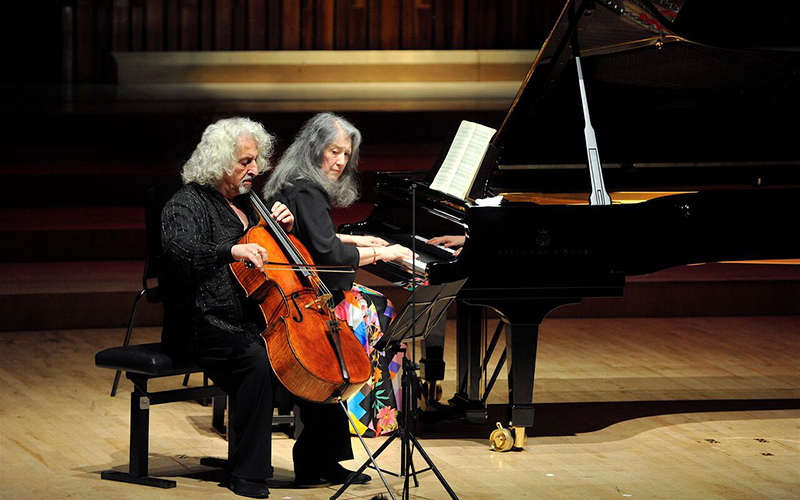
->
[[341, 0, 800, 428]]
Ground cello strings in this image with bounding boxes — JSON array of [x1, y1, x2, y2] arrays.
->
[[260, 265, 354, 274], [257, 261, 353, 270], [251, 193, 312, 273], [248, 192, 339, 303]]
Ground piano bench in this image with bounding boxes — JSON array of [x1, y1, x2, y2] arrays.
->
[[95, 342, 227, 489]]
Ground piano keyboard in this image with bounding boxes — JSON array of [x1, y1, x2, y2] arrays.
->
[[379, 234, 459, 261], [400, 257, 429, 273], [413, 234, 457, 255], [363, 233, 460, 279]]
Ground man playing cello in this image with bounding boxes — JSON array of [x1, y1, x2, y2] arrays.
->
[[160, 117, 370, 499]]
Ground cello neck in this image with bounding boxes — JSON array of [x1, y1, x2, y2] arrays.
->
[[248, 192, 313, 278], [247, 192, 338, 306]]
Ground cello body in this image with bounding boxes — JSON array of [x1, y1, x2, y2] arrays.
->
[[230, 197, 371, 403]]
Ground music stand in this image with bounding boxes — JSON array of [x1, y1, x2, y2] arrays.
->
[[332, 278, 466, 500]]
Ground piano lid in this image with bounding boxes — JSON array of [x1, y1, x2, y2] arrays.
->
[[491, 0, 800, 172]]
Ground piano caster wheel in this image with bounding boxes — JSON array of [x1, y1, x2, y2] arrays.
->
[[422, 380, 442, 402], [489, 423, 527, 452]]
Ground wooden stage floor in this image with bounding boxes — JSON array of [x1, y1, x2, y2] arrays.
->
[[1, 316, 798, 500]]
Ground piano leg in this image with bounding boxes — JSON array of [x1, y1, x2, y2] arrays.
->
[[419, 313, 447, 405], [504, 320, 539, 428], [502, 299, 581, 428], [456, 303, 483, 402], [420, 313, 446, 382], [445, 298, 581, 428], [449, 303, 487, 423], [447, 302, 544, 426]]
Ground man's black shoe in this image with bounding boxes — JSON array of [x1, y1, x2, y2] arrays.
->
[[321, 464, 372, 485], [229, 476, 270, 498], [293, 474, 330, 488]]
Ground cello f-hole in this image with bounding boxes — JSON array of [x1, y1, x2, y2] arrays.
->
[[290, 294, 304, 322]]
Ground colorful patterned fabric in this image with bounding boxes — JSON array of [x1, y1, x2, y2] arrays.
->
[[334, 284, 403, 437]]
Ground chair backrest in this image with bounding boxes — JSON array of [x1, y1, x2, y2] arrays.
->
[[142, 179, 182, 303]]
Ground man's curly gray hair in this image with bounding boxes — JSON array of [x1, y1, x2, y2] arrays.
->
[[181, 117, 275, 188]]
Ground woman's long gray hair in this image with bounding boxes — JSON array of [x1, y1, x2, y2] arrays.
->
[[181, 117, 275, 188], [263, 112, 361, 207]]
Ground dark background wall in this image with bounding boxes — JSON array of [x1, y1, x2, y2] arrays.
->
[[19, 0, 563, 84], [3, 0, 563, 204]]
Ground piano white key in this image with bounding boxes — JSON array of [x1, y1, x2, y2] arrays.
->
[[413, 234, 457, 254], [401, 257, 428, 272]]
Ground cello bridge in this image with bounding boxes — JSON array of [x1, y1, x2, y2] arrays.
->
[[305, 293, 333, 310]]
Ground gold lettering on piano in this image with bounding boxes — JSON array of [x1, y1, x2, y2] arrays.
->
[[496, 248, 590, 257]]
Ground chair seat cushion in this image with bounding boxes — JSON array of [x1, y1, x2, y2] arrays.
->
[[95, 342, 201, 378]]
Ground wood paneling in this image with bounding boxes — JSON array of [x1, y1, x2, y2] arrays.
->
[[181, 0, 200, 50], [200, 0, 213, 50], [282, 0, 301, 49], [478, 0, 498, 48], [232, 0, 248, 49], [316, 0, 334, 49], [215, 0, 232, 50], [379, 0, 401, 49], [334, 0, 347, 48], [165, 0, 179, 50], [347, 0, 367, 50], [448, 0, 464, 49], [248, 0, 267, 49], [95, 0, 114, 81], [267, 0, 281, 49], [76, 0, 95, 81], [69, 0, 562, 82], [112, 0, 129, 52], [413, 0, 434, 49], [432, 0, 446, 49], [130, 1, 144, 51], [145, 0, 163, 51], [300, 0, 314, 49]]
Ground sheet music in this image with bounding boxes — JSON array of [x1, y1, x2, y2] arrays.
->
[[430, 121, 497, 199]]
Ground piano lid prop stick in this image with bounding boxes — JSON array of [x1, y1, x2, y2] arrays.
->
[[575, 55, 612, 206]]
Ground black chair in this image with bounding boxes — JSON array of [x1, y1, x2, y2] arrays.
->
[[110, 180, 182, 397], [97, 180, 226, 488], [96, 342, 227, 488]]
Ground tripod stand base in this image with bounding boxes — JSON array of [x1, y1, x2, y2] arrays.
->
[[332, 401, 398, 500], [332, 352, 460, 500]]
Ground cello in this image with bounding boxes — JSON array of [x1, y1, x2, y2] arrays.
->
[[230, 192, 371, 403]]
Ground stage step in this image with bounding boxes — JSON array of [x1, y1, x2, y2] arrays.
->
[[2, 261, 796, 332], [0, 202, 374, 332], [0, 261, 159, 332], [0, 203, 374, 263], [0, 206, 145, 262], [570, 262, 800, 318], [0, 141, 438, 208], [0, 159, 180, 208]]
